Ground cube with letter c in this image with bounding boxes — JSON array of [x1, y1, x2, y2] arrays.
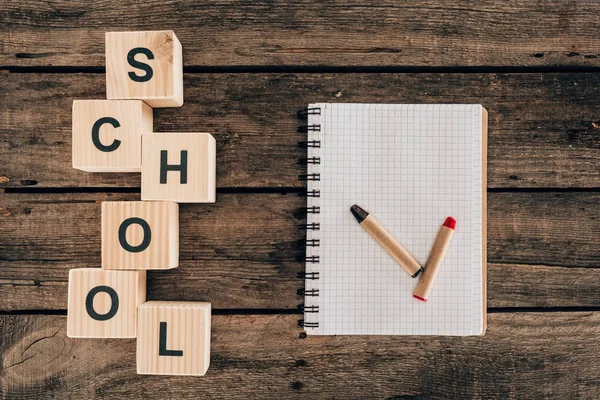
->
[[72, 100, 152, 172], [67, 268, 146, 338], [141, 133, 216, 203], [105, 30, 183, 108], [102, 201, 179, 270], [137, 301, 211, 376]]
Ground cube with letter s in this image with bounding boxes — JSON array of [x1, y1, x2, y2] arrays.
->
[[106, 30, 183, 107]]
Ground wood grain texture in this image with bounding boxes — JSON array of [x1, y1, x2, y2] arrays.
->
[[67, 268, 146, 338], [137, 301, 211, 376], [106, 31, 183, 108], [1, 72, 599, 189], [141, 133, 216, 203], [102, 201, 179, 270], [0, 192, 599, 311], [2, 1, 600, 68], [72, 100, 152, 172], [2, 312, 600, 399]]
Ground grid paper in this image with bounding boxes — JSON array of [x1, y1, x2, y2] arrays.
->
[[304, 103, 485, 335]]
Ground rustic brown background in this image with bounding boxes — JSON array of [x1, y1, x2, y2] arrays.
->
[[1, 1, 600, 399]]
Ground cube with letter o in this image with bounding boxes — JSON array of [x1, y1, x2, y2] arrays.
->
[[106, 30, 183, 108], [102, 201, 179, 270], [67, 268, 146, 338]]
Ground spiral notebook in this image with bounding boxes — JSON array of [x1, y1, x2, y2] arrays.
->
[[300, 103, 487, 336]]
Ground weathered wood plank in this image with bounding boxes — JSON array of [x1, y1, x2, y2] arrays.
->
[[0, 192, 599, 311], [2, 1, 600, 68], [2, 313, 600, 399], [1, 72, 599, 189]]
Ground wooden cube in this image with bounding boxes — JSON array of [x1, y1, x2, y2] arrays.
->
[[102, 201, 179, 270], [67, 268, 146, 338], [106, 30, 183, 108], [137, 301, 211, 376], [72, 100, 152, 172], [141, 133, 216, 203]]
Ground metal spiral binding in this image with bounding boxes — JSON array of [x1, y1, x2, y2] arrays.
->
[[298, 304, 319, 313], [298, 320, 319, 328], [297, 107, 322, 330], [298, 288, 319, 296], [297, 107, 321, 118], [297, 271, 320, 279], [298, 157, 321, 165], [303, 190, 320, 197], [298, 173, 321, 181], [297, 124, 321, 133], [298, 223, 320, 230], [298, 140, 321, 148], [306, 239, 320, 247]]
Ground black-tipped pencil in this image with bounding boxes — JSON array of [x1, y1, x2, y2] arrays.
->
[[351, 205, 423, 278]]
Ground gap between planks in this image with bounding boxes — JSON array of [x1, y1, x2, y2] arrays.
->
[[5, 66, 600, 74], [3, 306, 600, 317]]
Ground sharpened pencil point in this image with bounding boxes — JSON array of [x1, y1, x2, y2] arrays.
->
[[350, 205, 369, 223], [411, 266, 424, 278]]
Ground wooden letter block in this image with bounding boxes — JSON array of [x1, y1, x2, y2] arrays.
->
[[67, 268, 146, 338], [72, 100, 152, 172], [137, 301, 211, 376], [141, 133, 216, 203], [106, 30, 183, 108], [102, 201, 179, 270]]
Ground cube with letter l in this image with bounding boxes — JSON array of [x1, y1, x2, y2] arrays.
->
[[137, 301, 211, 376]]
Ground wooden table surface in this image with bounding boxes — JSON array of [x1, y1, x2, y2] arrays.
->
[[1, 1, 600, 399]]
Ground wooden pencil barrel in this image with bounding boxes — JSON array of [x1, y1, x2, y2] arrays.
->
[[413, 225, 455, 301], [361, 215, 422, 277]]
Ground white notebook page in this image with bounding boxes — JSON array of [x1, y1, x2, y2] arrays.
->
[[304, 103, 484, 335]]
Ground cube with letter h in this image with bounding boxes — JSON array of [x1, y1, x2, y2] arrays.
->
[[142, 133, 216, 203], [106, 30, 183, 107], [137, 301, 211, 376], [72, 100, 152, 172], [67, 268, 146, 338], [102, 201, 179, 270]]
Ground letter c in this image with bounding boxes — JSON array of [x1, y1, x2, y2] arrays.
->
[[92, 117, 121, 152]]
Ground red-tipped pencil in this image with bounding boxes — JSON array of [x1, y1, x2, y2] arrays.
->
[[413, 217, 456, 302]]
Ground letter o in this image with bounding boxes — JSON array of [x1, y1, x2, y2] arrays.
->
[[118, 217, 152, 253], [85, 285, 119, 321]]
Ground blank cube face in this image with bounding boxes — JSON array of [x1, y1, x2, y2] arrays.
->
[[72, 100, 152, 172], [141, 133, 216, 203], [67, 268, 146, 338], [102, 201, 179, 270], [137, 301, 211, 376], [106, 31, 183, 108]]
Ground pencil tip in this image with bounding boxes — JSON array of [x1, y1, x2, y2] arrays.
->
[[413, 294, 427, 302], [411, 266, 424, 278], [350, 205, 369, 223], [443, 217, 456, 230]]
